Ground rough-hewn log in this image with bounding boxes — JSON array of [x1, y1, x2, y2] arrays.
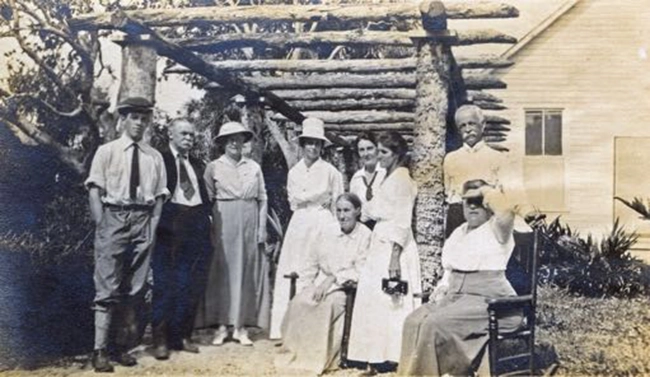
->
[[411, 39, 450, 289], [286, 98, 413, 111], [176, 30, 515, 53], [455, 29, 517, 45], [484, 135, 507, 143], [321, 123, 413, 132], [243, 72, 414, 89], [462, 72, 507, 89], [240, 71, 505, 90], [474, 100, 507, 110], [109, 12, 306, 126], [484, 124, 510, 132], [70, 3, 519, 31], [117, 40, 157, 104], [164, 55, 513, 75], [466, 90, 503, 103], [271, 88, 416, 100], [272, 111, 413, 124], [273, 110, 509, 126]]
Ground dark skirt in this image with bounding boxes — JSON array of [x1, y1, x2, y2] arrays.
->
[[398, 271, 523, 376]]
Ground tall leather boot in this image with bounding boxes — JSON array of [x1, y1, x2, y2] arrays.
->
[[153, 321, 170, 360]]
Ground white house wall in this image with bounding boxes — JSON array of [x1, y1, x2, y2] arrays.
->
[[490, 0, 650, 237]]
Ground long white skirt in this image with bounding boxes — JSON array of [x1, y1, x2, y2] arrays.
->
[[347, 231, 422, 363], [270, 207, 337, 339]]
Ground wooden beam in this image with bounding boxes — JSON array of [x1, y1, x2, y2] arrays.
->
[[270, 88, 416, 100], [321, 123, 414, 132], [70, 3, 519, 31], [273, 111, 509, 125], [240, 72, 506, 90], [286, 98, 414, 111], [165, 55, 513, 74], [272, 111, 414, 124], [455, 29, 517, 45], [109, 11, 306, 126], [466, 90, 503, 103], [474, 101, 507, 110], [176, 30, 515, 53]]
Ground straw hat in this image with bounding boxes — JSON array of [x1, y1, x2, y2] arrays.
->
[[215, 121, 254, 143], [298, 118, 330, 145]]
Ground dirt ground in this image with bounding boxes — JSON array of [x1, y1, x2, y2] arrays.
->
[[0, 328, 394, 377]]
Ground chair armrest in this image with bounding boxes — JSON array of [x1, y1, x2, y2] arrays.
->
[[340, 280, 357, 293], [414, 291, 432, 304], [283, 272, 299, 280], [486, 294, 532, 310]]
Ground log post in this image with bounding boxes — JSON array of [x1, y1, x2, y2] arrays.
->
[[236, 94, 265, 164], [116, 37, 157, 104], [410, 0, 452, 290]]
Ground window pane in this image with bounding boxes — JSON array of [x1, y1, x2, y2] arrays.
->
[[525, 111, 543, 155], [544, 112, 562, 155]]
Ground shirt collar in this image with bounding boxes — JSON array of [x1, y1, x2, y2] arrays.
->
[[169, 143, 188, 160], [461, 140, 486, 153], [118, 133, 144, 151], [219, 154, 247, 167], [336, 223, 359, 238]]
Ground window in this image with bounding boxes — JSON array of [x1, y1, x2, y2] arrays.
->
[[525, 109, 563, 156]]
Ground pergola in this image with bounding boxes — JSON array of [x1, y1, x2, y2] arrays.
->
[[70, 1, 518, 286]]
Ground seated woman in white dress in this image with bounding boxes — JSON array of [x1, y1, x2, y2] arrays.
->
[[398, 179, 524, 376], [276, 193, 371, 375]]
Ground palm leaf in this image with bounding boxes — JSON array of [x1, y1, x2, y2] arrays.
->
[[614, 197, 650, 219]]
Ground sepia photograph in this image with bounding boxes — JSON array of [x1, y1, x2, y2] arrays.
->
[[0, 0, 648, 375]]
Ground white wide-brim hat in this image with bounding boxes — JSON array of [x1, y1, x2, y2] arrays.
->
[[215, 121, 254, 143], [298, 117, 331, 146]]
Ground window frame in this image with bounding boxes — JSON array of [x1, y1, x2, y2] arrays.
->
[[524, 108, 564, 157]]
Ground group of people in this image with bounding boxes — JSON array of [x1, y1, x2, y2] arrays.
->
[[85, 95, 535, 376]]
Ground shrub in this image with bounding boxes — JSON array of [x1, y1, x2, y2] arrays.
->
[[537, 217, 650, 298]]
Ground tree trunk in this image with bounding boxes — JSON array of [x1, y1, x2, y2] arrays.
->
[[410, 41, 450, 291]]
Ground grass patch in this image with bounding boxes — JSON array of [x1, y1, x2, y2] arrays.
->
[[537, 286, 650, 376]]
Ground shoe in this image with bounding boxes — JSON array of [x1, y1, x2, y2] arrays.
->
[[152, 321, 169, 360], [182, 338, 200, 353], [233, 328, 253, 346], [359, 365, 378, 376], [212, 326, 228, 346], [153, 344, 170, 360], [92, 349, 114, 373], [115, 352, 137, 367]]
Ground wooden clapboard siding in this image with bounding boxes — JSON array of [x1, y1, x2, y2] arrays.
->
[[492, 0, 650, 240]]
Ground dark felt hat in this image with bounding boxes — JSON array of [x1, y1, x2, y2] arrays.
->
[[116, 97, 154, 115]]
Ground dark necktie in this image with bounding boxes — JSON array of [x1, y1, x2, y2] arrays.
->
[[178, 155, 195, 200], [129, 143, 140, 200], [362, 171, 378, 201]]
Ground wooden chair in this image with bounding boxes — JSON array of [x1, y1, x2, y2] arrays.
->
[[486, 229, 541, 376], [284, 273, 357, 368]]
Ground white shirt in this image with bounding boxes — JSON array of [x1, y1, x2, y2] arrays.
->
[[169, 143, 202, 206], [350, 167, 386, 221], [298, 222, 372, 292], [287, 158, 344, 212]]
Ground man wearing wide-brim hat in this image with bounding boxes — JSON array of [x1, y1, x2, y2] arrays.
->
[[269, 117, 344, 339], [85, 96, 169, 372]]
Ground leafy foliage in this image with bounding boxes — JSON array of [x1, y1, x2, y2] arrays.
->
[[537, 217, 650, 298]]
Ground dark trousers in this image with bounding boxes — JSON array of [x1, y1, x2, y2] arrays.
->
[[152, 203, 212, 347]]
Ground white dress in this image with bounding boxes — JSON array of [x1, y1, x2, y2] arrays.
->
[[347, 167, 422, 363], [270, 158, 344, 339]]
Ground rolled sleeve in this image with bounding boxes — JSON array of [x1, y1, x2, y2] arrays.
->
[[153, 154, 171, 201], [85, 145, 108, 191]]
